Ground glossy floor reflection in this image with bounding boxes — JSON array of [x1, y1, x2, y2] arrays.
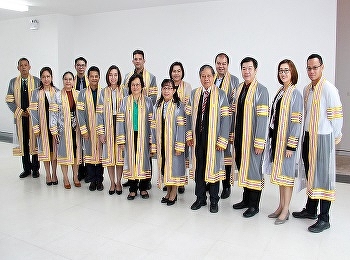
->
[[0, 142, 349, 259]]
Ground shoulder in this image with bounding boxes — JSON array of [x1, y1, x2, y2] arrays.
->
[[257, 82, 268, 93]]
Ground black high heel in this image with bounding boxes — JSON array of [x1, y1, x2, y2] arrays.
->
[[167, 195, 177, 206]]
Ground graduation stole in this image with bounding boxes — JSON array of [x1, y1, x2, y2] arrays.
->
[[125, 95, 147, 177], [176, 81, 185, 103], [304, 77, 325, 190], [214, 72, 231, 95], [270, 84, 295, 182], [235, 79, 258, 181], [191, 86, 219, 181], [155, 101, 175, 183]]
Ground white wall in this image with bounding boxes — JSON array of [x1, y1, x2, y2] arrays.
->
[[336, 0, 350, 154], [1, 0, 341, 147]]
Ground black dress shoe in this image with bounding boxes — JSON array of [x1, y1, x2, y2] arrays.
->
[[89, 182, 97, 191], [97, 182, 104, 191], [127, 192, 137, 200], [122, 180, 131, 187], [161, 197, 169, 203], [190, 200, 207, 210], [210, 203, 219, 213], [178, 186, 185, 194], [220, 188, 231, 199], [32, 171, 40, 178], [292, 208, 317, 219], [141, 191, 149, 199], [243, 207, 259, 218], [308, 220, 330, 233], [233, 201, 248, 210], [146, 181, 152, 190], [19, 171, 31, 178], [163, 186, 167, 191], [167, 196, 177, 206]]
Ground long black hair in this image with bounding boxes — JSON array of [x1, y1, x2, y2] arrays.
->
[[156, 79, 180, 108]]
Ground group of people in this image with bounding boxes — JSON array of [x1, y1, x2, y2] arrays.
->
[[6, 50, 343, 233]]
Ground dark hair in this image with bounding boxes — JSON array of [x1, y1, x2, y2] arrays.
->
[[128, 74, 144, 95], [39, 66, 54, 89], [199, 64, 215, 76], [87, 66, 100, 77], [75, 57, 87, 65], [169, 61, 185, 80], [106, 65, 122, 86], [215, 53, 229, 64], [62, 71, 74, 80], [278, 59, 298, 85], [156, 79, 181, 108], [307, 54, 323, 65], [133, 50, 145, 59], [18, 57, 30, 66], [240, 57, 258, 69]]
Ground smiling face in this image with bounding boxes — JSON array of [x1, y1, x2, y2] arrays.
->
[[171, 65, 183, 84], [241, 61, 257, 85], [63, 73, 74, 90], [88, 71, 100, 89], [17, 59, 31, 78], [278, 63, 292, 86], [161, 82, 175, 102], [130, 77, 142, 97], [108, 68, 119, 86], [200, 67, 214, 89], [307, 57, 324, 85], [75, 60, 87, 76], [132, 54, 145, 72], [41, 70, 52, 87], [215, 55, 228, 77]]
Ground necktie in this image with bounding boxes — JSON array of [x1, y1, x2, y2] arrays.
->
[[22, 79, 29, 109], [79, 78, 83, 91], [201, 90, 209, 131]]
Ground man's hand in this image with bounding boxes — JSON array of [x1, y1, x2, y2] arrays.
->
[[255, 148, 263, 155]]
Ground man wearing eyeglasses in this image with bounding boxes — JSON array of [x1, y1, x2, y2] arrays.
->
[[214, 53, 239, 199], [122, 50, 157, 189], [292, 54, 343, 233], [74, 57, 89, 182], [6, 58, 40, 178]]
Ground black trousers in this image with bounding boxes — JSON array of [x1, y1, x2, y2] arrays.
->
[[86, 163, 104, 183], [221, 165, 232, 189], [302, 132, 331, 222], [21, 117, 39, 173], [129, 179, 148, 193], [195, 138, 219, 204], [235, 143, 262, 209]]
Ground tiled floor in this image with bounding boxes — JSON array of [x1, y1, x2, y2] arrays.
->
[[0, 141, 349, 260]]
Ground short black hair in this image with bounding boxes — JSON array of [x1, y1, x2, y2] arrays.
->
[[240, 57, 258, 69], [128, 74, 145, 95], [87, 66, 100, 77], [133, 50, 144, 59], [62, 71, 74, 80], [307, 54, 323, 65], [18, 57, 29, 66], [75, 57, 87, 65]]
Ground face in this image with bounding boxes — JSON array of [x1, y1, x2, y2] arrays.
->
[[63, 73, 74, 90], [278, 63, 292, 85], [88, 71, 100, 88], [132, 54, 145, 71], [75, 60, 87, 75], [215, 56, 228, 76], [171, 65, 183, 83], [41, 70, 52, 87], [130, 77, 142, 96], [241, 61, 257, 84], [200, 67, 214, 89], [161, 83, 175, 102], [17, 60, 31, 78], [108, 69, 119, 86], [307, 58, 323, 83]]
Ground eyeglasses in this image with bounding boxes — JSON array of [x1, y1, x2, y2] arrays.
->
[[131, 83, 141, 87], [278, 69, 290, 74], [307, 64, 322, 71], [162, 87, 173, 91]]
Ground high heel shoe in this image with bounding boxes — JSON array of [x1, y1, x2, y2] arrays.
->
[[74, 182, 81, 187], [274, 211, 290, 225], [46, 181, 53, 186], [161, 197, 169, 203], [64, 183, 71, 189], [167, 195, 177, 206], [127, 192, 137, 200], [268, 212, 281, 218], [109, 189, 116, 195], [52, 180, 58, 185]]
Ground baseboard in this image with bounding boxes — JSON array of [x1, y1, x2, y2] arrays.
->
[[336, 150, 350, 156], [0, 132, 12, 143]]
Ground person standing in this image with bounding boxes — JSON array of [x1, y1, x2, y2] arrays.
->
[[50, 71, 82, 189], [151, 79, 187, 206], [97, 65, 127, 195], [187, 65, 230, 213], [29, 67, 59, 185], [74, 57, 88, 182], [214, 53, 239, 199], [77, 66, 104, 191], [292, 54, 343, 233], [169, 61, 192, 194], [6, 58, 40, 178], [232, 57, 269, 218], [116, 74, 153, 200], [122, 50, 157, 189], [264, 59, 303, 224]]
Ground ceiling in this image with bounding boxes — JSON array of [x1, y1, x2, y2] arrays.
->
[[0, 0, 213, 21]]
